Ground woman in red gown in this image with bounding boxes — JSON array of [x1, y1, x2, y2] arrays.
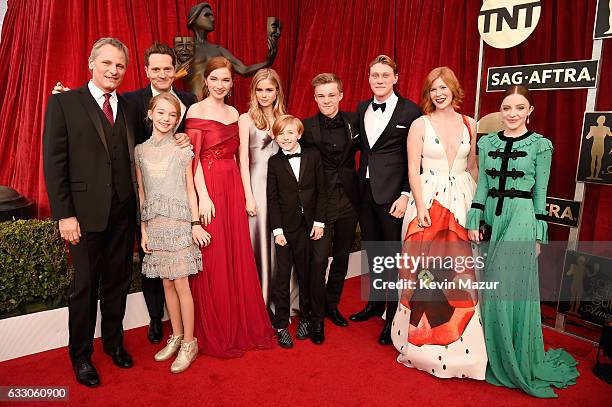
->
[[186, 56, 276, 358]]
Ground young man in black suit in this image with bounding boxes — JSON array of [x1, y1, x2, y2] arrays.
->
[[43, 38, 138, 387], [301, 73, 359, 342], [267, 115, 327, 347], [122, 43, 196, 343], [349, 55, 421, 345]]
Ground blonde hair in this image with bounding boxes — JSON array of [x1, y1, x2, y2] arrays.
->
[[147, 93, 181, 124], [272, 114, 304, 137], [368, 54, 397, 74], [311, 73, 343, 92], [248, 69, 286, 130]]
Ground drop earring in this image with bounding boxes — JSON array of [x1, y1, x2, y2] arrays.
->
[[526, 115, 530, 124]]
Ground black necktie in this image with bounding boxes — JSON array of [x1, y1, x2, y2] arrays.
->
[[286, 152, 301, 159], [372, 102, 386, 112]]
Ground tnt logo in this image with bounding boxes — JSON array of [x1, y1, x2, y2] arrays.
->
[[478, 0, 541, 49]]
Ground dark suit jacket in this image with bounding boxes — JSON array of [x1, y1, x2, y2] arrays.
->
[[301, 111, 360, 210], [356, 94, 421, 205], [267, 147, 327, 235], [43, 85, 138, 232], [122, 86, 196, 144]]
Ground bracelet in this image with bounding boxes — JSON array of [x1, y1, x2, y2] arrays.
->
[[191, 220, 201, 226]]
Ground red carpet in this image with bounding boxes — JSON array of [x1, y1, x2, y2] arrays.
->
[[0, 277, 607, 406]]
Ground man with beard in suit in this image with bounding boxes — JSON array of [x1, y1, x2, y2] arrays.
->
[[349, 55, 421, 345], [300, 73, 359, 344], [123, 42, 196, 343], [43, 38, 138, 387]]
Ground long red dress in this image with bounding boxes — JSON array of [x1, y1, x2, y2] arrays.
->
[[186, 118, 276, 358]]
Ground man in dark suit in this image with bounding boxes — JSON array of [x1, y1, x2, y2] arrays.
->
[[123, 42, 196, 144], [349, 55, 421, 345], [43, 38, 138, 387], [267, 115, 327, 348], [301, 73, 359, 343], [122, 43, 196, 343]]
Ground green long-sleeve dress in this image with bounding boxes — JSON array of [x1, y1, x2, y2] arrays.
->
[[466, 131, 579, 398]]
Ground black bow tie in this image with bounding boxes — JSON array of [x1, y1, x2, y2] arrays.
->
[[285, 152, 301, 159], [323, 115, 343, 128], [372, 102, 386, 112]]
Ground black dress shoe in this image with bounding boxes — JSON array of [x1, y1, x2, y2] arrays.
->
[[349, 302, 384, 322], [296, 320, 310, 340], [276, 328, 294, 349], [326, 308, 349, 327], [73, 361, 100, 387], [378, 323, 392, 345], [103, 345, 133, 368], [310, 321, 325, 345], [147, 319, 163, 344]]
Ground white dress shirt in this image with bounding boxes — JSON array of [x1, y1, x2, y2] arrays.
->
[[273, 146, 325, 237], [88, 81, 118, 121], [364, 92, 398, 179], [151, 85, 186, 126]]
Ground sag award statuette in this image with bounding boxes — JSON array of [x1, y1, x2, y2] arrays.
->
[[576, 112, 612, 185], [174, 2, 282, 100]]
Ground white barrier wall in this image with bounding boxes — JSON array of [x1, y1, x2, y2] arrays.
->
[[0, 250, 365, 362]]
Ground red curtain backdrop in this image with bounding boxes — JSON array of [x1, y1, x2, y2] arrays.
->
[[0, 0, 609, 240]]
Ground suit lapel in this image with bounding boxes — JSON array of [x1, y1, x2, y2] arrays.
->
[[311, 117, 337, 166], [339, 111, 355, 164], [142, 86, 153, 114], [311, 118, 323, 150], [176, 90, 194, 107], [119, 96, 135, 158], [298, 150, 307, 183], [359, 99, 372, 152], [372, 96, 404, 150], [77, 85, 108, 155], [280, 154, 298, 183]]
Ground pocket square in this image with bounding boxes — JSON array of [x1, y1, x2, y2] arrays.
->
[[351, 133, 360, 139], [396, 124, 407, 129]]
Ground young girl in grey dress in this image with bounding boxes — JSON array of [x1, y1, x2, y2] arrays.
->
[[135, 93, 210, 373]]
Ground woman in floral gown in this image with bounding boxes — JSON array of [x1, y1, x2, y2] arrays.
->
[[392, 67, 487, 379]]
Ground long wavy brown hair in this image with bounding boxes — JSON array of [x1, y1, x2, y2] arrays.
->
[[248, 68, 286, 130]]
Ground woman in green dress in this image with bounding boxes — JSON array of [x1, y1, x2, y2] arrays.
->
[[466, 85, 579, 398]]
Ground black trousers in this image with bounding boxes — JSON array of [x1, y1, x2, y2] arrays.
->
[[67, 193, 136, 365], [310, 185, 359, 322], [135, 227, 165, 321], [358, 180, 401, 320], [271, 223, 310, 329]]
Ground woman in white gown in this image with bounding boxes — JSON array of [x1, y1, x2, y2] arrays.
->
[[391, 67, 487, 379]]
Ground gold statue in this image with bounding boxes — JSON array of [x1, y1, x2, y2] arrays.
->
[[606, 0, 612, 34], [586, 115, 611, 180], [566, 256, 599, 316]]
